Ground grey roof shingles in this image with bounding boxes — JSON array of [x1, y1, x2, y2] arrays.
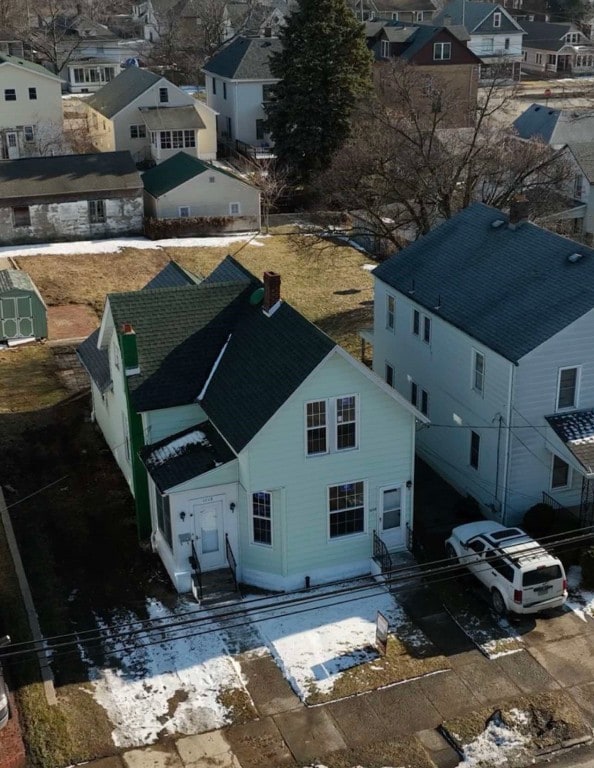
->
[[434, 0, 524, 32], [140, 105, 205, 131], [513, 103, 594, 145], [202, 36, 281, 80], [86, 67, 162, 119], [373, 202, 594, 363], [520, 20, 573, 51], [77, 328, 111, 392], [143, 261, 202, 289], [568, 142, 594, 181], [0, 152, 142, 200]]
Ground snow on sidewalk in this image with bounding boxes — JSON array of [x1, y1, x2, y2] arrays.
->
[[0, 232, 265, 258], [565, 564, 594, 622]]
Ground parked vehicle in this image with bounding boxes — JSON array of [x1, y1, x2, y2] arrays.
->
[[445, 521, 567, 615], [0, 666, 8, 729]]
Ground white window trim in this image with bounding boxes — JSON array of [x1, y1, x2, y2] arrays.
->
[[381, 39, 390, 58], [385, 361, 395, 387], [229, 202, 241, 215], [251, 490, 273, 547], [334, 393, 359, 453], [470, 430, 480, 470], [493, 11, 502, 27], [472, 349, 485, 396], [434, 42, 451, 60], [550, 454, 572, 490], [386, 293, 395, 331], [423, 315, 431, 344], [305, 398, 329, 457], [178, 206, 191, 218], [305, 395, 359, 457], [327, 479, 367, 542], [412, 308, 420, 336], [379, 483, 403, 530], [556, 365, 581, 412]]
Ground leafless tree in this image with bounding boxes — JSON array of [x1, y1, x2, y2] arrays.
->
[[15, 0, 83, 74], [238, 157, 289, 232], [307, 60, 572, 255]]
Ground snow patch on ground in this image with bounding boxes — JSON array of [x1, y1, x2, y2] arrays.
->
[[77, 598, 248, 748], [362, 263, 377, 271], [249, 583, 408, 701], [0, 233, 263, 258], [455, 713, 530, 767], [447, 608, 523, 659], [565, 565, 594, 622]]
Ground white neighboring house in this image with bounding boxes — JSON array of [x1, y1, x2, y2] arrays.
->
[[434, 0, 525, 80], [202, 35, 281, 152], [520, 21, 594, 75], [0, 53, 63, 159], [369, 200, 594, 528], [83, 67, 217, 164], [64, 58, 119, 94]]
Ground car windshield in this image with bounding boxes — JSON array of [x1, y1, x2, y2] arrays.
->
[[489, 529, 523, 541], [522, 565, 562, 587]]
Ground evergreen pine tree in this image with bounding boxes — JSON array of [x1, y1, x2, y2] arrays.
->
[[266, 0, 372, 182]]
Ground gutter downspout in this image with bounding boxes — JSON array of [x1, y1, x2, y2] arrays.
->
[[501, 361, 516, 525]]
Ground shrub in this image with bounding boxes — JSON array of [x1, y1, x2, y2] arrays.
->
[[523, 503, 556, 539], [455, 494, 481, 521], [143, 215, 233, 239], [580, 546, 594, 589], [523, 503, 582, 568]]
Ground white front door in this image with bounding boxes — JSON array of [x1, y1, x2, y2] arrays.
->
[[6, 132, 19, 159], [380, 486, 404, 550], [193, 499, 226, 570]]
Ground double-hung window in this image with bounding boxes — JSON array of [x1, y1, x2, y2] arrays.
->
[[493, 11, 501, 27], [381, 40, 390, 58], [472, 350, 485, 395], [130, 124, 147, 139], [28, 87, 37, 100], [184, 129, 195, 147], [159, 86, 169, 103], [470, 431, 480, 469], [156, 491, 172, 549], [23, 125, 34, 143], [252, 491, 272, 545], [412, 307, 431, 342], [172, 130, 184, 149], [4, 88, 15, 100], [329, 481, 364, 538], [306, 395, 358, 455], [385, 362, 394, 388], [160, 131, 172, 149], [410, 381, 429, 415], [423, 316, 431, 343], [551, 455, 570, 489], [433, 42, 451, 60], [386, 294, 395, 331], [89, 199, 106, 224], [556, 366, 579, 410]]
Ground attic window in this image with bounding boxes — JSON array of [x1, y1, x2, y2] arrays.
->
[[434, 42, 451, 61], [493, 11, 502, 27]]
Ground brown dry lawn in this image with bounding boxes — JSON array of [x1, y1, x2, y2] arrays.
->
[[15, 233, 375, 356], [0, 345, 68, 414]]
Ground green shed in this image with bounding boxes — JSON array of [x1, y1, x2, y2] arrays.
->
[[0, 269, 47, 342]]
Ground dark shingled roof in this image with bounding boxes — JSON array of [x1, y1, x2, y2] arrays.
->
[[546, 409, 594, 476], [201, 255, 253, 285], [140, 421, 235, 492], [373, 202, 594, 363], [434, 0, 524, 32], [513, 103, 594, 145], [0, 152, 142, 200], [77, 328, 111, 392], [86, 67, 162, 118], [520, 20, 572, 51], [143, 261, 201, 289], [202, 36, 281, 80]]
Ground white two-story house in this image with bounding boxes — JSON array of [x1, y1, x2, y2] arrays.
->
[[202, 35, 281, 153], [0, 53, 63, 159], [83, 67, 217, 165], [370, 200, 594, 528], [434, 0, 525, 80], [78, 257, 426, 596], [520, 21, 594, 75]]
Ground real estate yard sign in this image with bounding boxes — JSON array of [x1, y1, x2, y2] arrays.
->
[[376, 611, 389, 655]]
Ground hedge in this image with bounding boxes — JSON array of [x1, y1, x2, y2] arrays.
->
[[144, 215, 232, 239]]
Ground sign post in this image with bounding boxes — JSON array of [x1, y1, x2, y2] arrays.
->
[[376, 611, 389, 656]]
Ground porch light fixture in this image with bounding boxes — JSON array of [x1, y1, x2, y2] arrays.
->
[[229, 502, 236, 512], [406, 480, 413, 489], [179, 511, 186, 521]]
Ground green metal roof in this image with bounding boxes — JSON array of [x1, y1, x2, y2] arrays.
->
[[0, 53, 62, 81], [142, 152, 253, 197]]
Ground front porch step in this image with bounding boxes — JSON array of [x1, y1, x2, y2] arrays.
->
[[192, 566, 241, 607]]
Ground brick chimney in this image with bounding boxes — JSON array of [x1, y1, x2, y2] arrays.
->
[[509, 195, 530, 229], [263, 271, 281, 315]]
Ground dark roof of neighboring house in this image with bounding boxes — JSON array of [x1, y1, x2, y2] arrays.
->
[[0, 51, 62, 80], [143, 261, 202, 289], [369, 19, 471, 46], [546, 409, 594, 476], [434, 0, 524, 31], [202, 35, 281, 80], [0, 152, 142, 200], [140, 105, 205, 131], [568, 142, 594, 181], [520, 20, 573, 50], [102, 255, 337, 450], [373, 202, 594, 363], [139, 420, 236, 492], [202, 256, 253, 284], [86, 67, 162, 118], [77, 328, 111, 392], [513, 103, 594, 145], [142, 152, 252, 197]]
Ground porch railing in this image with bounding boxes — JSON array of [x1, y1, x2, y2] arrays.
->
[[189, 540, 203, 603], [225, 533, 239, 592], [372, 529, 393, 575], [235, 138, 275, 160], [542, 491, 567, 512]]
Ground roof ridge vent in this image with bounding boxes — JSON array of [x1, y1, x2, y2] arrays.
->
[[568, 252, 584, 263]]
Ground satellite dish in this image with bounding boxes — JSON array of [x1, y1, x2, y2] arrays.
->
[[249, 287, 264, 306]]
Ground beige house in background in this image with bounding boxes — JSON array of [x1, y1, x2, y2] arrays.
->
[[83, 67, 217, 165], [142, 152, 261, 231], [0, 53, 63, 159]]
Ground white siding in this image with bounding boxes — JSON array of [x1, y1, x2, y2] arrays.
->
[[373, 277, 514, 517], [205, 75, 276, 146]]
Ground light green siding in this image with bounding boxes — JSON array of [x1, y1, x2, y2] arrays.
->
[[143, 403, 208, 444], [170, 459, 239, 493], [240, 350, 416, 587]]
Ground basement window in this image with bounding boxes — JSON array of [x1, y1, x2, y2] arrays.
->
[[12, 206, 30, 227]]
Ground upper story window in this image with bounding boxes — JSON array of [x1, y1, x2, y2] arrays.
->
[[472, 350, 485, 395], [130, 124, 147, 139], [252, 491, 272, 545], [412, 307, 431, 342], [223, 82, 227, 99], [385, 362, 394, 388], [493, 11, 502, 27], [28, 87, 37, 100], [386, 294, 395, 331], [413, 309, 420, 335], [306, 395, 359, 456], [4, 88, 15, 101], [411, 381, 429, 415], [381, 40, 390, 59], [212, 78, 217, 94], [551, 454, 571, 489], [423, 315, 431, 344], [433, 42, 451, 60], [556, 366, 579, 410], [391, 12, 398, 19], [470, 430, 480, 469], [159, 86, 168, 103]]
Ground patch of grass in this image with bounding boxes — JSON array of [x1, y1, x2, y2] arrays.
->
[[0, 345, 67, 413], [17, 233, 374, 357], [305, 635, 449, 705], [444, 691, 591, 754], [314, 733, 435, 768], [217, 685, 258, 725]]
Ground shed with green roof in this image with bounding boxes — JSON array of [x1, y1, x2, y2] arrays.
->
[[142, 152, 261, 231], [0, 269, 47, 342]]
